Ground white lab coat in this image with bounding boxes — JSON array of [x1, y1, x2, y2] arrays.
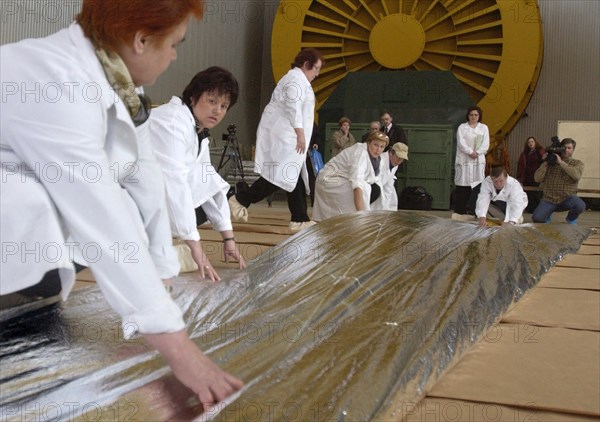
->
[[370, 152, 400, 211], [0, 23, 183, 337], [455, 122, 490, 186], [312, 143, 377, 221], [254, 67, 314, 193], [149, 97, 232, 241], [475, 176, 528, 223]]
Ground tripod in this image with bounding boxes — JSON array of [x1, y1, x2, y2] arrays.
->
[[217, 124, 245, 184]]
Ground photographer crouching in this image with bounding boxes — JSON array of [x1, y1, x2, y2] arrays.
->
[[532, 137, 585, 224]]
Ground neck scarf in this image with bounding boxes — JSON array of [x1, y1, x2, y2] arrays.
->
[[369, 155, 381, 176], [95, 48, 149, 126]]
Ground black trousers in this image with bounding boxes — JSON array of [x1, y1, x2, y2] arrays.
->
[[306, 152, 317, 206], [370, 183, 381, 204], [195, 206, 208, 226], [454, 185, 473, 215], [0, 269, 63, 310], [236, 176, 310, 222], [524, 183, 542, 213]]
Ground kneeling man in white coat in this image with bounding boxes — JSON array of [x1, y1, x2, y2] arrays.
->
[[471, 166, 528, 227]]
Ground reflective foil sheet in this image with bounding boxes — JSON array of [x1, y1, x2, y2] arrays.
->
[[0, 212, 591, 421]]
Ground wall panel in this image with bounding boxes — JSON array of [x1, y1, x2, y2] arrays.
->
[[3, 1, 598, 164], [507, 0, 600, 171]]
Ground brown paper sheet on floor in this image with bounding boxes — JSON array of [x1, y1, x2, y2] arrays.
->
[[537, 267, 600, 290], [400, 397, 599, 422], [196, 228, 288, 245], [175, 226, 289, 272], [557, 253, 600, 269], [575, 244, 600, 255], [427, 323, 600, 416], [502, 287, 600, 330], [402, 232, 600, 421]]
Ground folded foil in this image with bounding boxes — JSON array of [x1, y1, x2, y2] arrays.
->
[[0, 212, 591, 421]]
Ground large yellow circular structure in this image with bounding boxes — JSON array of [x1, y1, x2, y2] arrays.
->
[[271, 0, 543, 141], [370, 14, 426, 69]]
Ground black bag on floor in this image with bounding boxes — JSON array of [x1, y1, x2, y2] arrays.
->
[[399, 186, 433, 210]]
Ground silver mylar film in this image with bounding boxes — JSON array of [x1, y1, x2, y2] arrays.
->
[[0, 212, 591, 421]]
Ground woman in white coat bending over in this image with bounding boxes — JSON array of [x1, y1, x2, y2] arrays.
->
[[0, 0, 242, 405], [453, 106, 490, 217], [312, 131, 390, 221], [150, 67, 246, 282], [228, 49, 324, 232]]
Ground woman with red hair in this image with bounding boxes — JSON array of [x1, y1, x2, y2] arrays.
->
[[517, 136, 545, 212], [228, 48, 324, 232], [0, 0, 242, 406]]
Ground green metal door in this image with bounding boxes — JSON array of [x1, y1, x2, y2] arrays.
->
[[395, 125, 454, 210]]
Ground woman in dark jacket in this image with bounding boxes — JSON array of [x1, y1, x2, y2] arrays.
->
[[517, 136, 545, 212]]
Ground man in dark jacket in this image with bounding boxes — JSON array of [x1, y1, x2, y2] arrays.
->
[[380, 111, 407, 148]]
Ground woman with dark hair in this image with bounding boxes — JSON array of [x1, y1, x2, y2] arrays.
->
[[228, 48, 324, 232], [517, 136, 545, 212], [150, 67, 246, 281], [0, 0, 242, 405], [453, 106, 490, 217]]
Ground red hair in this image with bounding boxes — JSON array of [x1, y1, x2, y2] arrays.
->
[[291, 48, 324, 69], [77, 0, 204, 51], [523, 136, 543, 153]]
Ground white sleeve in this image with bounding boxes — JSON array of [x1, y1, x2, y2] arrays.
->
[[281, 71, 306, 129], [505, 182, 528, 222], [125, 120, 180, 278], [478, 124, 490, 155], [149, 109, 201, 242], [456, 124, 474, 155], [475, 180, 493, 218], [348, 149, 372, 192], [3, 87, 184, 337], [201, 191, 233, 233]]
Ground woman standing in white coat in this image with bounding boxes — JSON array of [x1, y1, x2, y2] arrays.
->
[[453, 106, 490, 216], [150, 67, 246, 281], [312, 132, 390, 221], [228, 49, 324, 232], [0, 0, 242, 405]]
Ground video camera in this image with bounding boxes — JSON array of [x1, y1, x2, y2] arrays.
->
[[546, 136, 565, 165], [222, 124, 237, 141]]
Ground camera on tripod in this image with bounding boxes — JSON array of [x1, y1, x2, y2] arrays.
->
[[217, 123, 245, 181], [222, 124, 237, 141], [546, 136, 565, 165]]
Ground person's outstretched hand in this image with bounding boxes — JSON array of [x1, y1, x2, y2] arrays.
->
[[194, 251, 220, 282], [186, 239, 221, 282], [224, 240, 246, 269], [144, 331, 244, 408]]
